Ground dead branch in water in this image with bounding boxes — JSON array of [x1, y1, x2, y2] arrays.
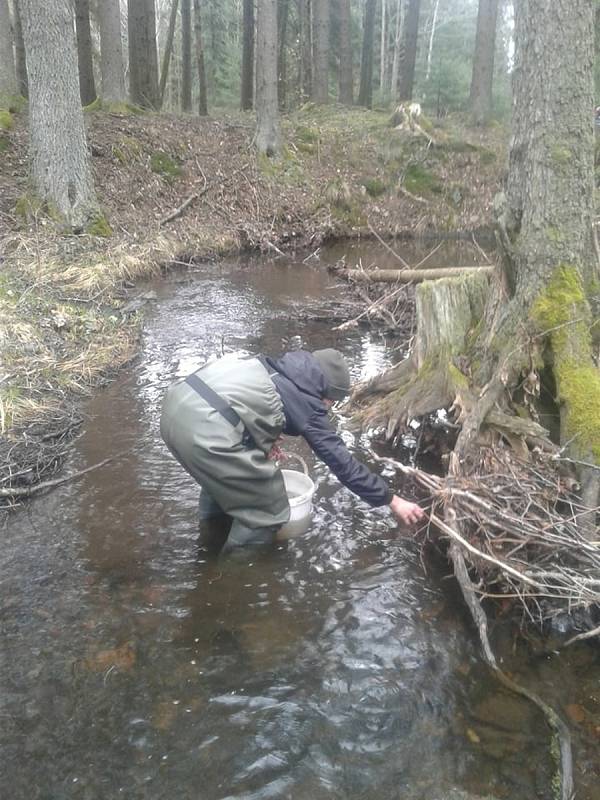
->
[[334, 266, 493, 283], [0, 449, 133, 499]]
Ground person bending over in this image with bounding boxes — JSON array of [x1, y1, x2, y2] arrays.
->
[[160, 348, 425, 551]]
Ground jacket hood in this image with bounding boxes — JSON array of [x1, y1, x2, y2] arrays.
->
[[270, 350, 328, 400]]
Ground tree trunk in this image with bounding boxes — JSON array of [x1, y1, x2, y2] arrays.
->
[[398, 0, 420, 101], [380, 0, 387, 92], [75, 0, 96, 106], [0, 0, 17, 99], [97, 0, 127, 104], [193, 0, 208, 115], [424, 0, 439, 82], [299, 0, 312, 100], [338, 0, 353, 104], [497, 0, 598, 480], [469, 0, 499, 125], [20, 0, 99, 230], [181, 0, 192, 111], [128, 0, 160, 109], [159, 0, 180, 108], [390, 0, 404, 98], [255, 0, 280, 155], [358, 0, 376, 107], [311, 0, 329, 103], [278, 0, 290, 110], [241, 0, 254, 110], [12, 0, 27, 97]]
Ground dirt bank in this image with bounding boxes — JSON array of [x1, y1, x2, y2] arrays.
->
[[0, 105, 506, 497]]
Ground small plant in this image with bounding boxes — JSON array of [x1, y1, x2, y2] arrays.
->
[[87, 213, 113, 238], [112, 136, 144, 165], [324, 178, 352, 210], [296, 125, 320, 144]]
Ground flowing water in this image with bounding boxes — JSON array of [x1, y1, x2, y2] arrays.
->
[[1, 242, 599, 800]]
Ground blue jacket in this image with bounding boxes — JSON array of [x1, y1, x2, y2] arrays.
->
[[264, 351, 393, 508]]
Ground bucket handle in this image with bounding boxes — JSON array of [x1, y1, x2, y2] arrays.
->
[[279, 451, 309, 475]]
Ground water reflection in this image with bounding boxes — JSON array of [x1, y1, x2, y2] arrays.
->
[[1, 249, 597, 800]]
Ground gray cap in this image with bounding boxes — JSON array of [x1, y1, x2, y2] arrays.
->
[[312, 349, 351, 401]]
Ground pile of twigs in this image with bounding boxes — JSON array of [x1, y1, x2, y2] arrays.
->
[[373, 447, 600, 631], [332, 275, 416, 335]]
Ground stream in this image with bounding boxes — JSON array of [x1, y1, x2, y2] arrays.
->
[[1, 241, 598, 800]]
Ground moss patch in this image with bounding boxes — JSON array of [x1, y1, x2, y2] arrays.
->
[[0, 133, 9, 153], [0, 109, 14, 131], [532, 265, 600, 462], [85, 98, 144, 115], [150, 151, 182, 181], [403, 163, 442, 196]]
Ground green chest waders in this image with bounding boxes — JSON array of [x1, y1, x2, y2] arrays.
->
[[160, 357, 290, 547]]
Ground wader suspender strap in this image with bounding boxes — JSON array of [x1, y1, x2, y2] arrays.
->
[[185, 373, 244, 430]]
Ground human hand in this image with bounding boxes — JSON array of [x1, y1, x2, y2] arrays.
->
[[389, 495, 426, 527], [268, 444, 283, 461]]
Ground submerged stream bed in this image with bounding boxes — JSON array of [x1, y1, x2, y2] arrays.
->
[[1, 243, 598, 800]]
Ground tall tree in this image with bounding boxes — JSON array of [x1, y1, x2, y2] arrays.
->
[[128, 0, 160, 109], [0, 0, 17, 99], [338, 0, 353, 104], [241, 0, 255, 110], [193, 0, 208, 115], [19, 0, 99, 229], [97, 0, 127, 104], [358, 0, 377, 107], [12, 0, 27, 97], [75, 0, 96, 106], [159, 0, 180, 108], [278, 0, 290, 109], [398, 0, 420, 100], [424, 0, 439, 82], [299, 0, 312, 100], [181, 0, 193, 111], [380, 0, 387, 91], [469, 0, 499, 124], [497, 0, 599, 522], [390, 0, 404, 98], [255, 0, 280, 154], [311, 0, 329, 103]]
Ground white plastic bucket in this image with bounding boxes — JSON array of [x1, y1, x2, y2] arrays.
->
[[278, 469, 315, 539]]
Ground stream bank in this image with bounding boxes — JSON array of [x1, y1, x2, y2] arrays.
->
[[0, 106, 504, 494]]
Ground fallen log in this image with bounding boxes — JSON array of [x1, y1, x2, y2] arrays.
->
[[336, 266, 493, 283]]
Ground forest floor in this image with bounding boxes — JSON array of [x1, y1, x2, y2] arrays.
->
[[0, 104, 507, 496]]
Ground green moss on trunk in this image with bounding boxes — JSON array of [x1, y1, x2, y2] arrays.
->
[[532, 265, 600, 462]]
